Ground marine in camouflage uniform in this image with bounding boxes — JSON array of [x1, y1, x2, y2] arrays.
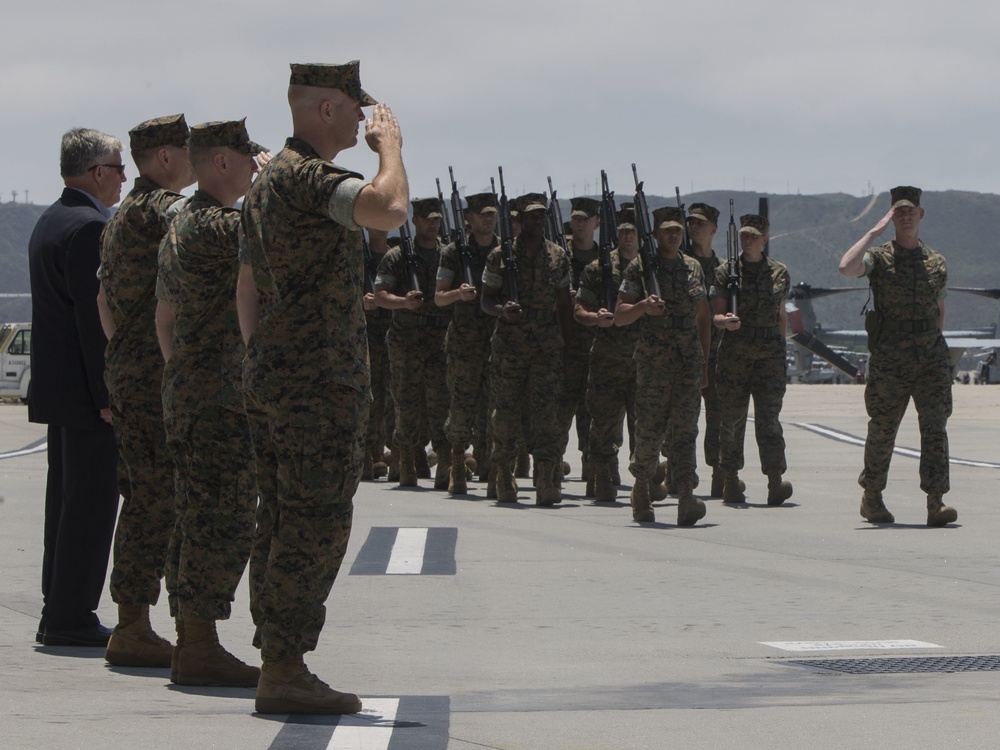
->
[[362, 229, 393, 479], [557, 197, 601, 485], [838, 186, 956, 527], [156, 120, 265, 687], [374, 197, 451, 489], [435, 192, 499, 495], [482, 192, 573, 505], [615, 206, 711, 526], [573, 203, 641, 502], [97, 114, 195, 668], [240, 61, 409, 714], [710, 214, 794, 507]]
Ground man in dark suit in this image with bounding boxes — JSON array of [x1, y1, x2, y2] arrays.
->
[[28, 128, 126, 646]]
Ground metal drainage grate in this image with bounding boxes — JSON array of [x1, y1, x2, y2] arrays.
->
[[788, 655, 1000, 675]]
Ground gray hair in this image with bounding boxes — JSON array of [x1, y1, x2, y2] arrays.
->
[[60, 128, 124, 178]]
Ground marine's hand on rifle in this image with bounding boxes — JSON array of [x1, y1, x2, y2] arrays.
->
[[501, 300, 523, 321], [362, 291, 377, 312], [717, 312, 741, 331], [457, 283, 477, 303], [645, 295, 666, 317], [403, 289, 424, 310], [595, 309, 615, 328]]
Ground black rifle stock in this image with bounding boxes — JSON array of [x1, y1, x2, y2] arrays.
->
[[631, 163, 661, 299], [436, 178, 452, 246], [447, 167, 476, 289], [545, 176, 570, 257], [496, 167, 518, 303], [726, 199, 740, 316], [599, 170, 617, 311], [398, 221, 423, 300]]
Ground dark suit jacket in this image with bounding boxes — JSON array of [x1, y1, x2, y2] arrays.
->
[[28, 188, 111, 429]]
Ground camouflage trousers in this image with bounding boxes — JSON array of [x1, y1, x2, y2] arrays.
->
[[491, 324, 564, 464], [700, 349, 722, 467], [387, 327, 448, 451], [715, 336, 787, 475], [108, 400, 175, 607], [246, 385, 367, 660], [444, 344, 492, 451], [586, 345, 636, 464], [629, 335, 702, 486], [164, 406, 255, 621], [556, 322, 595, 461], [244, 393, 275, 643], [860, 346, 952, 495], [365, 313, 393, 457]]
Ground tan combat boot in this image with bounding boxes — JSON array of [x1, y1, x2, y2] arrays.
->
[[926, 493, 958, 527], [448, 445, 468, 495], [722, 471, 745, 504], [415, 448, 432, 479], [173, 619, 260, 688], [386, 448, 399, 482], [677, 488, 707, 527], [710, 466, 725, 498], [105, 604, 173, 668], [594, 462, 617, 503], [256, 655, 362, 715], [767, 474, 793, 506], [649, 479, 669, 502], [859, 490, 894, 523], [433, 446, 452, 490], [398, 446, 418, 487], [630, 478, 655, 522], [536, 461, 562, 506], [372, 447, 388, 479], [496, 462, 518, 502]]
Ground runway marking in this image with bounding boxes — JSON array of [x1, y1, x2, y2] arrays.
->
[[350, 527, 457, 576], [267, 696, 449, 750], [791, 422, 1000, 469], [762, 639, 942, 652], [0, 437, 47, 461]]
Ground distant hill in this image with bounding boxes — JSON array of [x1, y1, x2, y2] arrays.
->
[[1, 190, 997, 332]]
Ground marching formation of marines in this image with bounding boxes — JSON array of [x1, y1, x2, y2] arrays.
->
[[27, 54, 959, 721]]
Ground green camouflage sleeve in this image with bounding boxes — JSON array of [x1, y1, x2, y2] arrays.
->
[[619, 257, 644, 299]]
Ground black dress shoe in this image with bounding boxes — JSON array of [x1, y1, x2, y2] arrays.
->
[[36, 617, 45, 644], [42, 623, 113, 647]]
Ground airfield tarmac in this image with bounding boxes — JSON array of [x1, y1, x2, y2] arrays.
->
[[1, 384, 999, 750]]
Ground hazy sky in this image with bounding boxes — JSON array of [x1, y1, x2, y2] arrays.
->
[[4, 0, 999, 206]]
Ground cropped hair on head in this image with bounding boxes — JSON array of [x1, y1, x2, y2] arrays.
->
[[60, 128, 123, 178]]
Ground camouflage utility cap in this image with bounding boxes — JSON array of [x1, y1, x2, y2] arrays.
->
[[890, 185, 921, 208], [617, 202, 636, 229], [188, 118, 266, 155], [688, 202, 719, 225], [738, 214, 769, 235], [129, 113, 189, 151], [518, 193, 547, 213], [412, 197, 443, 219], [652, 206, 685, 230], [465, 192, 498, 214], [570, 197, 600, 217], [289, 61, 377, 105]]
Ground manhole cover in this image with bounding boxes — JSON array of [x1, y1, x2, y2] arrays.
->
[[788, 655, 1000, 674]]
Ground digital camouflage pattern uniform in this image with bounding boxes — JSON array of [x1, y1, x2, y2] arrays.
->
[[241, 132, 370, 660], [576, 248, 639, 480], [375, 199, 451, 461], [557, 198, 601, 475], [364, 261, 393, 470], [438, 197, 498, 466], [99, 114, 189, 609], [157, 144, 259, 622], [860, 241, 951, 498], [710, 225, 791, 481], [484, 219, 571, 471], [622, 235, 707, 493]]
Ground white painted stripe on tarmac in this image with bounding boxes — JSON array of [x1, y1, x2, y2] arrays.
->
[[325, 698, 399, 749], [761, 640, 942, 652], [0, 440, 47, 460], [386, 528, 428, 575]]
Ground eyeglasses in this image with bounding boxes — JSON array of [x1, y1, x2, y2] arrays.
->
[[89, 163, 126, 174]]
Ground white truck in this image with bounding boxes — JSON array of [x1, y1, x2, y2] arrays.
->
[[0, 322, 31, 402]]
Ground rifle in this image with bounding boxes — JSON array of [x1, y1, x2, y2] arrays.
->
[[598, 170, 618, 311], [398, 220, 424, 300], [436, 178, 453, 246], [496, 167, 518, 303], [726, 199, 740, 316], [676, 186, 692, 255], [758, 196, 770, 257], [631, 163, 661, 299], [361, 228, 377, 295], [545, 176, 570, 257], [448, 166, 476, 289]]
